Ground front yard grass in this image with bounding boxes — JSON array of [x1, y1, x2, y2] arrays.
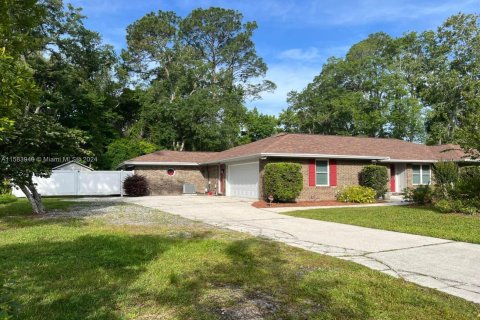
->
[[283, 205, 480, 244], [0, 199, 479, 319]]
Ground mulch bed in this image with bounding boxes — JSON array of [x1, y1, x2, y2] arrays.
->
[[251, 200, 374, 208]]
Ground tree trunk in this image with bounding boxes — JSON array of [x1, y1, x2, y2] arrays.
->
[[19, 183, 45, 214]]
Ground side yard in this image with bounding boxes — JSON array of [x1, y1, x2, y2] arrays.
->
[[0, 200, 479, 319], [282, 205, 480, 244]]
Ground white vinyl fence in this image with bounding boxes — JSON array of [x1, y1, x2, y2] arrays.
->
[[12, 170, 134, 197]]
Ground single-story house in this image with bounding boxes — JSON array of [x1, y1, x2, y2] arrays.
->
[[118, 133, 470, 200]]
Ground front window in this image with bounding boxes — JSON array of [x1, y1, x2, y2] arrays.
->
[[412, 165, 431, 185], [316, 160, 329, 186]]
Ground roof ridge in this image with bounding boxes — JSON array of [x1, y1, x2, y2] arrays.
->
[[288, 133, 408, 142]]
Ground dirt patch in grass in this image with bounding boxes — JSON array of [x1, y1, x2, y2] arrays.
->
[[252, 200, 383, 208]]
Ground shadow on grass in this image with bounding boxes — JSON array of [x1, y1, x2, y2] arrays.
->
[[0, 233, 187, 320], [136, 239, 371, 319], [2, 203, 474, 319], [0, 230, 378, 320]]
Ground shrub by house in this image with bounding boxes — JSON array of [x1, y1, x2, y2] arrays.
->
[[263, 163, 303, 202], [359, 165, 389, 198], [123, 175, 149, 196], [337, 185, 376, 203]]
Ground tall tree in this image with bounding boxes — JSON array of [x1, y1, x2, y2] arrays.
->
[[239, 108, 278, 144], [421, 14, 480, 145], [28, 4, 121, 163], [122, 7, 274, 151], [282, 33, 424, 140], [0, 0, 90, 213], [280, 14, 480, 145]]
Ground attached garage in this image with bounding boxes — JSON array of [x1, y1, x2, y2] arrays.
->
[[226, 161, 259, 199]]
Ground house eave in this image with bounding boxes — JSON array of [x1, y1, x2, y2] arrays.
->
[[378, 159, 436, 163], [200, 154, 261, 165], [260, 153, 389, 160], [117, 161, 200, 169], [379, 158, 476, 163]]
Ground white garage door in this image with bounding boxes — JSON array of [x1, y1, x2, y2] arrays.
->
[[227, 162, 259, 199]]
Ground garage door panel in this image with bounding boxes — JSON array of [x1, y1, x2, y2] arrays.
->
[[227, 162, 259, 199]]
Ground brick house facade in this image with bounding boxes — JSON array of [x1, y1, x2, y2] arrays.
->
[[120, 133, 468, 200]]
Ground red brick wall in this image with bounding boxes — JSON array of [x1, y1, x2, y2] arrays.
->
[[134, 165, 207, 195], [259, 158, 390, 201]]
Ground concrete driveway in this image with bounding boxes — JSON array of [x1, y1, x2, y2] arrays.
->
[[123, 195, 480, 304]]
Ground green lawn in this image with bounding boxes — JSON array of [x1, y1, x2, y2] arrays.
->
[[0, 197, 76, 217], [283, 205, 480, 244], [0, 199, 479, 319]]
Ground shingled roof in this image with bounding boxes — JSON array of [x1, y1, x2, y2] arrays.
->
[[121, 133, 468, 167], [209, 133, 467, 162], [127, 150, 217, 164]]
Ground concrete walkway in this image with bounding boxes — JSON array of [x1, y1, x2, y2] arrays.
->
[[122, 196, 480, 304]]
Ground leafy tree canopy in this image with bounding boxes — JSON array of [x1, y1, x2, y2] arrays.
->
[[122, 7, 275, 151], [280, 13, 480, 150], [104, 138, 159, 170]]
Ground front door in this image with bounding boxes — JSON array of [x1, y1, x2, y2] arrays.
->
[[395, 163, 407, 193], [218, 165, 225, 195]]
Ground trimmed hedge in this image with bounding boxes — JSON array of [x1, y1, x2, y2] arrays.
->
[[359, 165, 389, 198], [123, 174, 149, 197], [263, 162, 303, 202], [337, 185, 376, 203]]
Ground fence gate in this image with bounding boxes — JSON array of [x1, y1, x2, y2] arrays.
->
[[12, 170, 134, 197]]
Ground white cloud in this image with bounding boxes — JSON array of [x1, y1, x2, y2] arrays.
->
[[247, 62, 321, 115], [278, 47, 322, 62], [305, 0, 476, 27]]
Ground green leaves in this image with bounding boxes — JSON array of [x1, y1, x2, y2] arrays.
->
[[104, 138, 158, 170], [122, 7, 274, 151], [263, 163, 303, 203], [281, 13, 480, 148], [282, 33, 426, 140]]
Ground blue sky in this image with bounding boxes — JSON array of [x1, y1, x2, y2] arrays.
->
[[69, 0, 479, 115]]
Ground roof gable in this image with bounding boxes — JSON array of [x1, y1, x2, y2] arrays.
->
[[53, 161, 94, 171]]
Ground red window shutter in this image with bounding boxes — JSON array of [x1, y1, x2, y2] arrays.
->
[[390, 164, 396, 192], [329, 159, 337, 186], [308, 159, 316, 186]]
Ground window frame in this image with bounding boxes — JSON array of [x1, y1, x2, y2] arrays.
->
[[315, 159, 330, 186], [412, 164, 431, 185]]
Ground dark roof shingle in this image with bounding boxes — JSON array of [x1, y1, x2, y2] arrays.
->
[[123, 134, 468, 165]]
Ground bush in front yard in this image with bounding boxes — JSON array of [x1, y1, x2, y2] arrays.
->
[[336, 185, 376, 203], [123, 175, 149, 196], [433, 199, 452, 213], [0, 179, 11, 195], [359, 165, 389, 198], [404, 185, 434, 204], [263, 163, 303, 202], [434, 199, 478, 215], [455, 166, 480, 200], [432, 161, 459, 199], [0, 194, 17, 205]]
